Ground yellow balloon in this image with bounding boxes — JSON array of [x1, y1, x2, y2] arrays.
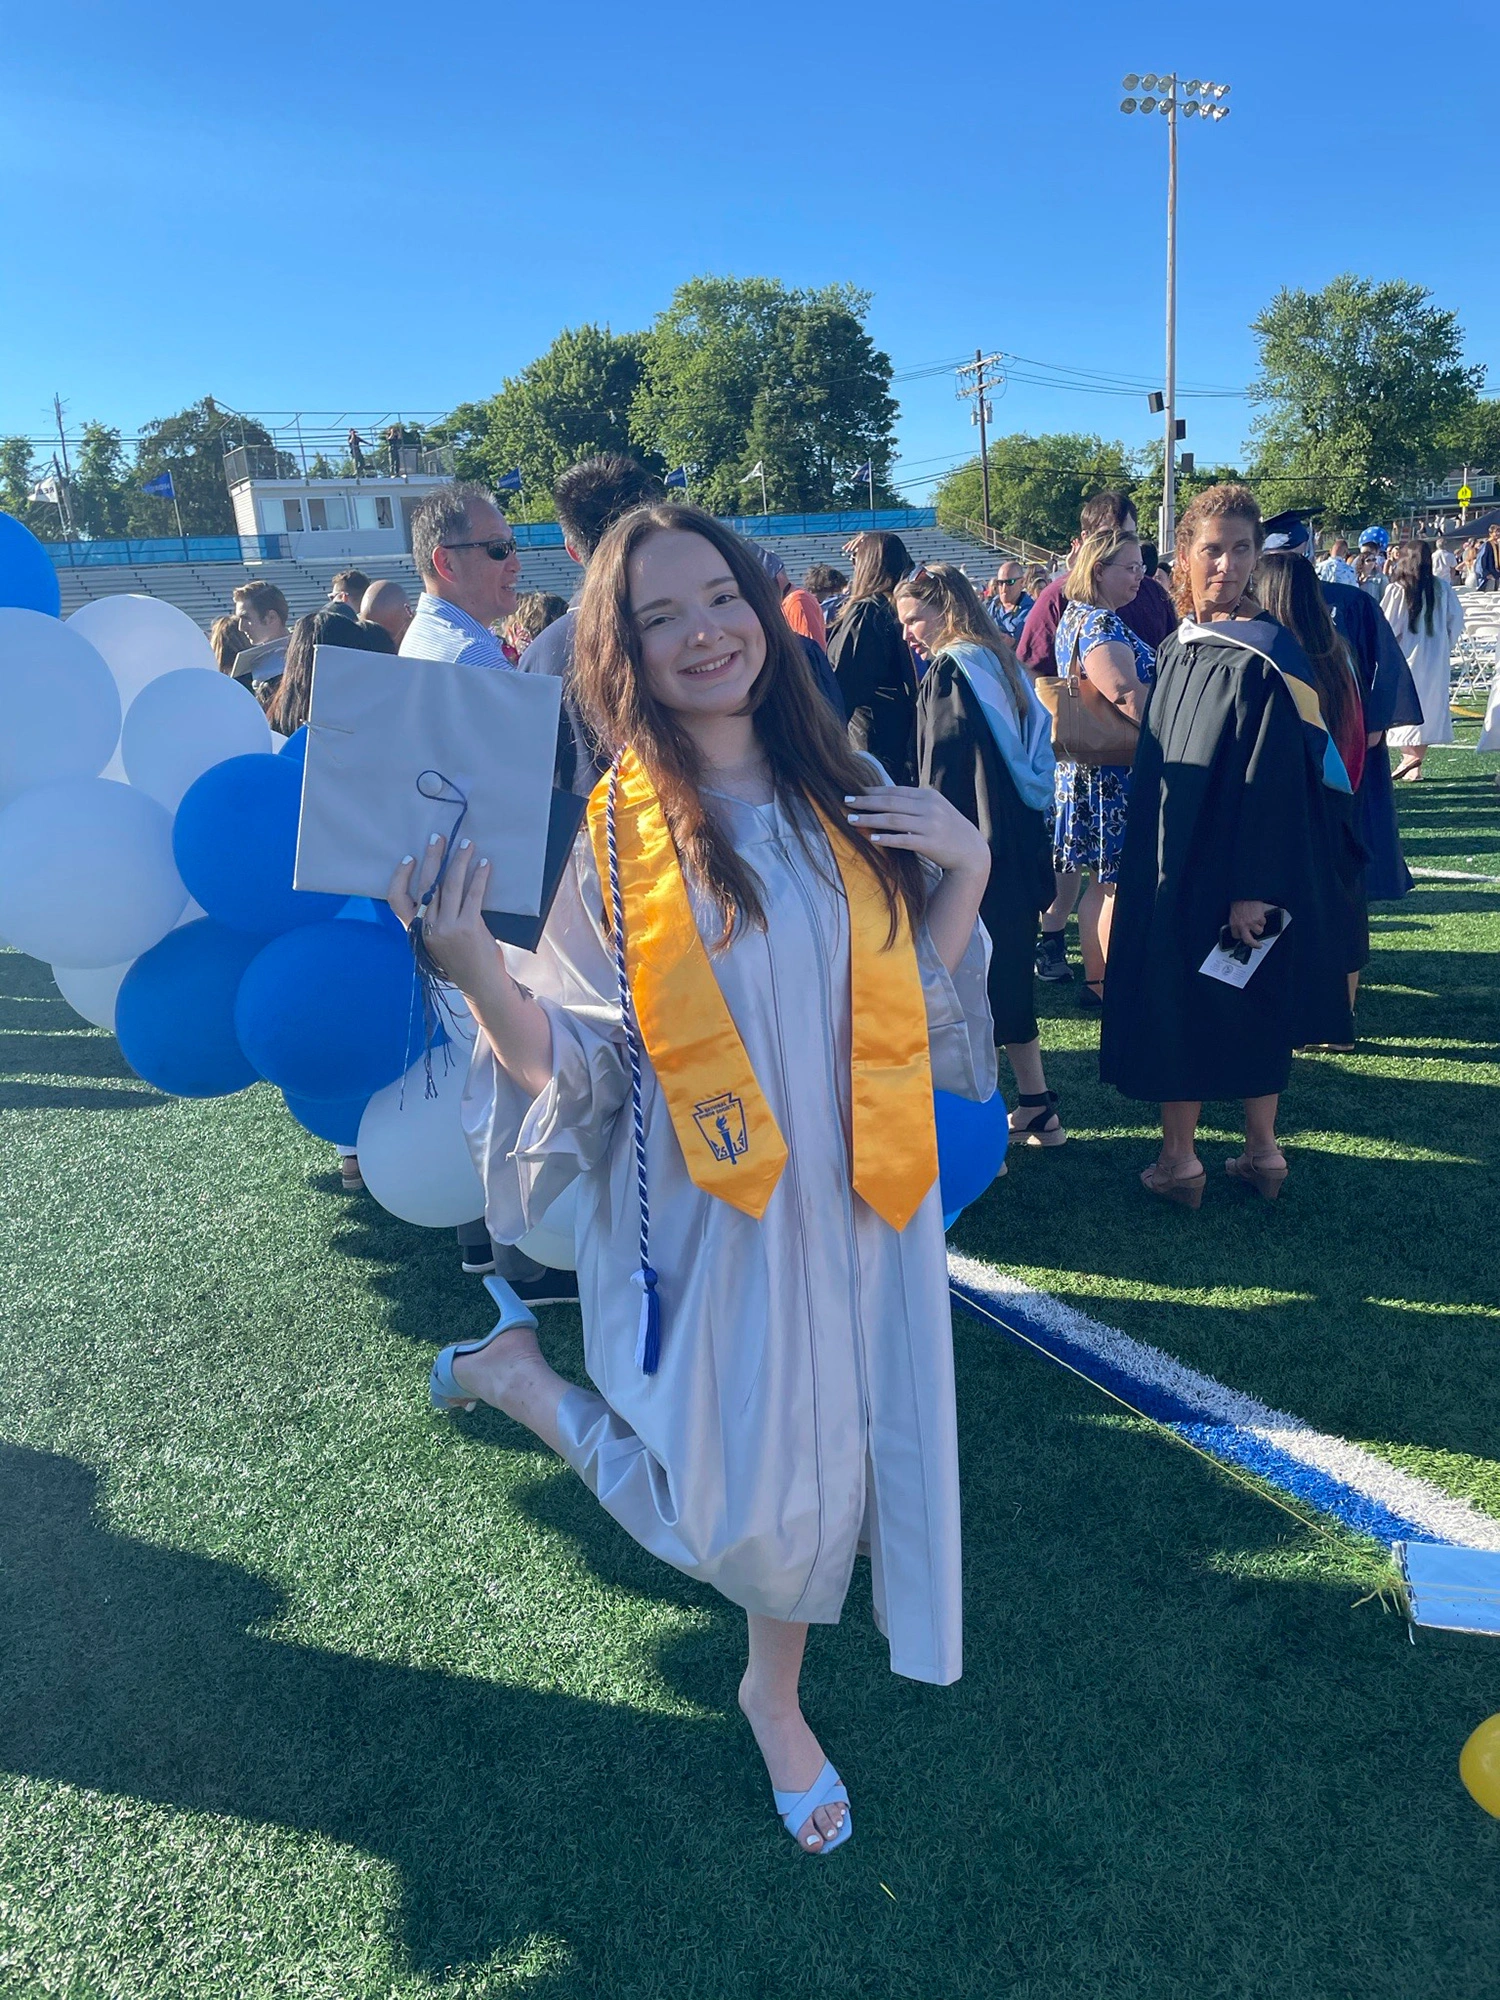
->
[[1459, 1714, 1500, 1817]]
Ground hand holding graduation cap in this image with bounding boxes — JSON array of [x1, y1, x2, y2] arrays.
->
[[388, 837, 553, 1096]]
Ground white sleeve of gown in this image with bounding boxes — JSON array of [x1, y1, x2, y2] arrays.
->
[[917, 889, 998, 1103], [461, 831, 630, 1243]]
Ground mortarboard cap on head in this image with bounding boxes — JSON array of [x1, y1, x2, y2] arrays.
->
[[1261, 508, 1322, 555]]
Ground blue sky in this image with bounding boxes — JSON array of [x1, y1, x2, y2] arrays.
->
[[2, 1, 1489, 500]]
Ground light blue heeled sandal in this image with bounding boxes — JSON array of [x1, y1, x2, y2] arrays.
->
[[773, 1760, 852, 1856], [429, 1275, 539, 1411]]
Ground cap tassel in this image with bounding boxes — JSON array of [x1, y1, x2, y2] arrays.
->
[[631, 1266, 661, 1375]]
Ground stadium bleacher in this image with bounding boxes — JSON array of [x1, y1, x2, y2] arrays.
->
[[50, 524, 1012, 632]]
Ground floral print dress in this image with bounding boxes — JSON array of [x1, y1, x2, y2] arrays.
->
[[1051, 600, 1155, 883]]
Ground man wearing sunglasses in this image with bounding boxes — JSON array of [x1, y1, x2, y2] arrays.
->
[[401, 481, 524, 670]]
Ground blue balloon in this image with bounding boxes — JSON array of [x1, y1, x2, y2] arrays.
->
[[278, 725, 308, 771], [173, 754, 342, 935], [935, 1088, 1009, 1221], [115, 919, 265, 1098], [0, 512, 62, 617], [235, 920, 425, 1101], [283, 1088, 370, 1146]]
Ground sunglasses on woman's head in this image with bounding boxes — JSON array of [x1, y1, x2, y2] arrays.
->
[[440, 536, 518, 562]]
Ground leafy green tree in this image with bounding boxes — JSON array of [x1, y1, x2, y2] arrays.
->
[[1248, 275, 1483, 525], [128, 397, 285, 536], [632, 277, 897, 514], [71, 423, 133, 540], [0, 437, 54, 537], [932, 432, 1134, 551], [1437, 397, 1500, 484], [434, 325, 650, 519]]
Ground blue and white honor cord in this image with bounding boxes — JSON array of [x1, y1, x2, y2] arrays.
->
[[604, 757, 662, 1374]]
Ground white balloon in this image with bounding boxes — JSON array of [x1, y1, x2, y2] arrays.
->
[[121, 667, 271, 809], [49, 896, 206, 1030], [357, 1051, 485, 1228], [0, 778, 186, 969], [0, 608, 121, 808], [515, 1180, 578, 1271], [67, 594, 216, 720], [52, 957, 131, 1031]]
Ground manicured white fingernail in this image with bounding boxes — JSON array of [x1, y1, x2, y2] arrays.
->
[[401, 855, 414, 866], [846, 813, 860, 823], [458, 837, 471, 850], [843, 795, 857, 803], [479, 857, 490, 867], [428, 833, 441, 846]]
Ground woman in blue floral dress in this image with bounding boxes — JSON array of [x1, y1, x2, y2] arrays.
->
[[1052, 528, 1156, 1006]]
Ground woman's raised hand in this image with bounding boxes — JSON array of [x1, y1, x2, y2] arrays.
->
[[388, 835, 496, 994], [845, 785, 990, 883]]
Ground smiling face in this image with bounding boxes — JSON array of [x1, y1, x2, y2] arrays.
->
[[1185, 512, 1260, 618], [1096, 541, 1146, 611], [628, 527, 767, 722]]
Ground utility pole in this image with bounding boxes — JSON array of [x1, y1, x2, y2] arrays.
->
[[956, 350, 1002, 533], [52, 393, 78, 539]]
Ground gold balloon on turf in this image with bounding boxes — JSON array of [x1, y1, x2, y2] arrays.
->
[[1459, 1714, 1500, 1817]]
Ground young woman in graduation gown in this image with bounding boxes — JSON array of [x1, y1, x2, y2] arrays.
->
[[895, 561, 1065, 1144], [388, 505, 996, 1857], [1100, 486, 1355, 1206], [825, 531, 921, 786]]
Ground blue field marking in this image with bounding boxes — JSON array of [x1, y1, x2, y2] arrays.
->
[[949, 1254, 1500, 1552]]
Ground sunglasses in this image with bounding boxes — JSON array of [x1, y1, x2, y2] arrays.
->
[[440, 536, 518, 562]]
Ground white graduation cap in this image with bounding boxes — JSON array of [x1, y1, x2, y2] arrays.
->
[[294, 647, 563, 919]]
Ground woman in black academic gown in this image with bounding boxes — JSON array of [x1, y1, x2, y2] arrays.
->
[[826, 532, 920, 787], [896, 563, 1064, 1143], [1100, 486, 1355, 1207]]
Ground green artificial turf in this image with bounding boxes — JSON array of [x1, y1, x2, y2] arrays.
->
[[0, 746, 1497, 1998]]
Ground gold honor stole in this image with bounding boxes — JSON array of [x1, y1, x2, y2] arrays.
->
[[587, 752, 938, 1231]]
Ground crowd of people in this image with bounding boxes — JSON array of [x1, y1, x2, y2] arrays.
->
[[192, 454, 1485, 1856]]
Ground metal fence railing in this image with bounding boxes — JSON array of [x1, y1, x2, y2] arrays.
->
[[223, 443, 455, 486]]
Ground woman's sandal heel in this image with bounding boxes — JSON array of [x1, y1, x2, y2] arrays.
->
[[1140, 1162, 1206, 1209], [1225, 1152, 1289, 1201], [1009, 1089, 1067, 1148], [773, 1760, 852, 1857], [430, 1275, 539, 1411]]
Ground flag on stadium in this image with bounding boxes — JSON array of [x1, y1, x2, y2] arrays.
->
[[852, 461, 872, 483], [29, 475, 63, 505], [665, 466, 689, 491], [140, 471, 176, 499], [742, 461, 765, 481], [495, 467, 523, 493]]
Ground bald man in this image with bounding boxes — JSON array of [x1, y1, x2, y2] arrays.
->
[[360, 578, 414, 647]]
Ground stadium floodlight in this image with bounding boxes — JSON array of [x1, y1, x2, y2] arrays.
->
[[1118, 68, 1233, 553], [1122, 72, 1140, 89]]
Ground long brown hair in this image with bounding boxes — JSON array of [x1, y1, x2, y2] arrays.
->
[[572, 503, 926, 946], [210, 614, 251, 675], [895, 562, 1031, 717], [1171, 483, 1265, 618], [1389, 539, 1437, 635], [845, 531, 911, 606], [1253, 552, 1359, 748], [269, 609, 395, 735]]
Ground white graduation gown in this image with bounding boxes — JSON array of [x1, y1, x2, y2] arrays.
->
[[463, 789, 996, 1685], [1384, 578, 1464, 747]]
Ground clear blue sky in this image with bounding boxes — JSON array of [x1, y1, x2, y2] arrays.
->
[[3, 1, 1490, 499]]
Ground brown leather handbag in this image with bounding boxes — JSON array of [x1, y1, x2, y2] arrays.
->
[[1032, 624, 1142, 766]]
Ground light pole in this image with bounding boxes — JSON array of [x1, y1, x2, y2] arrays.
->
[[1120, 72, 1230, 553]]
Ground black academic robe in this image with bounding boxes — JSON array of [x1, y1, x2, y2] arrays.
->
[[1101, 620, 1355, 1103], [1321, 580, 1420, 901], [826, 597, 919, 788], [917, 653, 1055, 1045]]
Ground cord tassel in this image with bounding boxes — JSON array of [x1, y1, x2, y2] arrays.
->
[[632, 1266, 661, 1374]]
